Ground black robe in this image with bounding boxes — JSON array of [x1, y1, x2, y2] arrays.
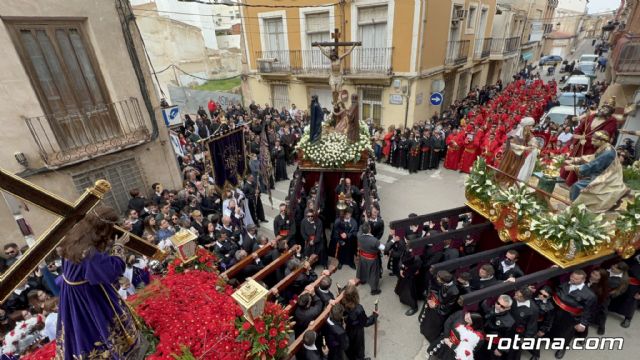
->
[[273, 213, 295, 247], [243, 181, 265, 223], [293, 295, 323, 338], [483, 310, 516, 359], [394, 252, 422, 309], [419, 136, 432, 170], [367, 217, 384, 241], [398, 139, 409, 169], [344, 304, 377, 360], [550, 283, 596, 342], [323, 318, 349, 360], [407, 139, 421, 173], [419, 282, 460, 342], [609, 258, 640, 319], [301, 218, 324, 260], [272, 146, 288, 181], [429, 135, 445, 169], [330, 217, 358, 267]]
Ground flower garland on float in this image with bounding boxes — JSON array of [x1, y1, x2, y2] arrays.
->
[[297, 121, 373, 168]]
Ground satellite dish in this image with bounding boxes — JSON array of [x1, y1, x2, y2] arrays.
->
[[431, 80, 445, 93]]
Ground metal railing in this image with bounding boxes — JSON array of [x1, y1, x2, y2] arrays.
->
[[490, 37, 520, 57], [347, 47, 393, 74], [474, 37, 492, 60], [613, 35, 640, 74], [255, 47, 392, 75], [25, 97, 150, 167], [445, 40, 470, 66]]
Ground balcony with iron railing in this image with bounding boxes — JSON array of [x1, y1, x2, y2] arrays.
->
[[445, 40, 470, 66], [489, 37, 520, 58], [612, 34, 640, 76], [254, 48, 393, 76], [25, 97, 151, 168], [473, 38, 492, 60]]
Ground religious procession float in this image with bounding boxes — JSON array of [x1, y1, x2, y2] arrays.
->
[[389, 84, 640, 312]]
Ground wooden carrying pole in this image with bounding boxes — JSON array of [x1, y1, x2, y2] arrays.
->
[[407, 222, 493, 250], [286, 285, 349, 359], [389, 205, 471, 230], [460, 252, 618, 305], [0, 168, 165, 302], [283, 262, 338, 314], [250, 245, 300, 283], [220, 243, 275, 280], [430, 242, 528, 274], [268, 254, 318, 299]]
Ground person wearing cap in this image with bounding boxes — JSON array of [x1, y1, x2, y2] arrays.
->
[[564, 130, 628, 212]]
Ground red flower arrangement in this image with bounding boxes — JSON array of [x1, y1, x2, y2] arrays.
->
[[235, 301, 291, 360], [23, 269, 245, 360], [21, 342, 55, 360], [21, 248, 291, 360], [136, 269, 245, 360], [167, 247, 218, 275]]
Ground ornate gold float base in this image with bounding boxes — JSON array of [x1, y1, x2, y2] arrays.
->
[[526, 238, 614, 269]]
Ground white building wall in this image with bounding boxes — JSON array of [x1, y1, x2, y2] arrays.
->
[[130, 0, 241, 50]]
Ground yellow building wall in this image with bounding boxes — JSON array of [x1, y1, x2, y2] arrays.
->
[[420, 0, 451, 72], [392, 0, 418, 73]]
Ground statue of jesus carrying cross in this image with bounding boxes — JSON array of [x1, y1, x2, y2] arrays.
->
[[312, 28, 361, 105]]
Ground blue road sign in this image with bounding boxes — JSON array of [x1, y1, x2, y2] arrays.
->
[[430, 92, 443, 106]]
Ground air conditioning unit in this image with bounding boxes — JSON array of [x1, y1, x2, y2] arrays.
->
[[257, 58, 275, 73]]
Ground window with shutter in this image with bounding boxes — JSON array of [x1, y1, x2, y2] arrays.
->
[[72, 159, 146, 215], [360, 88, 383, 126], [264, 17, 285, 52], [270, 84, 290, 111], [6, 20, 117, 150], [305, 12, 331, 69], [355, 5, 389, 72]]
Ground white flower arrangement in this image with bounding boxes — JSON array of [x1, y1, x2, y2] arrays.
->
[[296, 121, 373, 168], [616, 192, 640, 233], [494, 183, 545, 219], [530, 204, 615, 253], [465, 158, 497, 204]]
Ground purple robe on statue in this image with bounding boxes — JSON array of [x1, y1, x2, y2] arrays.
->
[[56, 251, 141, 359]]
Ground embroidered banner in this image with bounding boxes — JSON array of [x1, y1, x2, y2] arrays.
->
[[207, 128, 246, 189]]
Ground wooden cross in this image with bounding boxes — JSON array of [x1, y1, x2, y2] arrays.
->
[[0, 168, 165, 302], [312, 28, 361, 103], [311, 28, 361, 57]]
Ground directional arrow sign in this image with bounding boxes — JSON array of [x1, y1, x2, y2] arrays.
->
[[430, 92, 443, 106]]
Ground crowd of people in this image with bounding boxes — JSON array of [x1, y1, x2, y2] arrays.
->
[[387, 211, 640, 360], [3, 55, 640, 359]]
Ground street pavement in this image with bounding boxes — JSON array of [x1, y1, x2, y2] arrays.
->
[[256, 40, 639, 360]]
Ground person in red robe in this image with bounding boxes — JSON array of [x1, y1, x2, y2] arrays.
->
[[561, 99, 619, 186], [480, 133, 500, 167], [382, 125, 395, 162], [444, 128, 463, 170], [459, 128, 480, 173]]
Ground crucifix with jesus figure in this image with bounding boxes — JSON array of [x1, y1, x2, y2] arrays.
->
[[312, 28, 361, 104]]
